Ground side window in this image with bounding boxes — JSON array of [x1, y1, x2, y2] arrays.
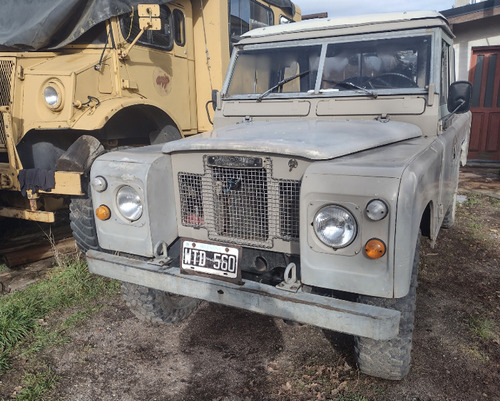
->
[[120, 5, 173, 51], [440, 41, 450, 106], [230, 0, 273, 45], [173, 9, 185, 46]]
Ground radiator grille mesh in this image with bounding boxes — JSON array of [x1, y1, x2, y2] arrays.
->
[[178, 156, 301, 248], [0, 59, 14, 147]]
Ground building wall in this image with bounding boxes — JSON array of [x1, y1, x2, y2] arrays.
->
[[452, 14, 500, 80]]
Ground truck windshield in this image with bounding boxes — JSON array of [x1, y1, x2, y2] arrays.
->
[[226, 35, 431, 98]]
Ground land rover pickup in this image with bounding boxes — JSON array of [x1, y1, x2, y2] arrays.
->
[[84, 12, 472, 379]]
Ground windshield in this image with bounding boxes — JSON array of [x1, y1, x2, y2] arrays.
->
[[226, 35, 431, 98]]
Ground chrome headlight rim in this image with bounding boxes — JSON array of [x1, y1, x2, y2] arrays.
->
[[116, 185, 143, 222], [43, 80, 64, 111], [313, 204, 358, 249]]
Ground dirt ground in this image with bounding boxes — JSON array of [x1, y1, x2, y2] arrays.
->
[[1, 167, 499, 401]]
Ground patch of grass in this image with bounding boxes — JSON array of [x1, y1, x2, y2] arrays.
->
[[460, 344, 489, 362], [467, 222, 483, 231], [20, 326, 70, 359], [4, 367, 58, 401], [0, 264, 9, 273], [337, 394, 369, 401], [62, 305, 103, 329], [0, 258, 119, 375], [464, 194, 481, 207], [468, 317, 498, 342]]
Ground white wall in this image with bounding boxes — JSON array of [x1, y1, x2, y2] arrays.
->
[[452, 16, 500, 80]]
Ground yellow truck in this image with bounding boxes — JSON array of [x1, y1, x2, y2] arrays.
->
[[0, 0, 299, 224]]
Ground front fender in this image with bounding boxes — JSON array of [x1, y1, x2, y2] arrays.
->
[[71, 98, 181, 133], [394, 139, 443, 297]]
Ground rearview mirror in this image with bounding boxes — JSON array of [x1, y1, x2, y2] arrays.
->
[[211, 89, 221, 111], [138, 4, 161, 30], [448, 81, 472, 114]]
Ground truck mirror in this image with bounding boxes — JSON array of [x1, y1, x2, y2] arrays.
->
[[448, 81, 472, 114], [138, 4, 161, 31], [211, 89, 220, 111]]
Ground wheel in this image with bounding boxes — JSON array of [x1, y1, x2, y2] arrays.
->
[[354, 233, 421, 380], [121, 282, 201, 324], [442, 192, 457, 229], [149, 123, 182, 144], [70, 184, 100, 253]]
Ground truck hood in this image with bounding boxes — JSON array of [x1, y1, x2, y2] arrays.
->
[[162, 120, 422, 160]]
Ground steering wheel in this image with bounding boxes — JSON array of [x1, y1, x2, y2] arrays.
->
[[364, 73, 418, 89]]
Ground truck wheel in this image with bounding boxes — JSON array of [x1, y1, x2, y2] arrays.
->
[[442, 192, 457, 229], [121, 282, 201, 324], [70, 186, 100, 253], [354, 233, 421, 380]]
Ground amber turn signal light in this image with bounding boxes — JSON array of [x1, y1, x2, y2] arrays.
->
[[365, 239, 386, 259], [95, 205, 111, 221]]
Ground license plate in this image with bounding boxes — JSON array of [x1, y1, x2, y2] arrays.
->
[[181, 239, 240, 280]]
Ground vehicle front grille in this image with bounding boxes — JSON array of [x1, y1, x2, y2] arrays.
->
[[178, 156, 301, 248], [0, 59, 15, 147]]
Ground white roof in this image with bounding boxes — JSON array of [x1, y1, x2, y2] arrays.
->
[[241, 11, 448, 39]]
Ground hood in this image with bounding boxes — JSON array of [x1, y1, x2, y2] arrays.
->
[[162, 120, 422, 161]]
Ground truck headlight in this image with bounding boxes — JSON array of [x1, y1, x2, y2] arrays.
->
[[116, 186, 143, 221], [313, 205, 357, 248], [43, 81, 64, 111]]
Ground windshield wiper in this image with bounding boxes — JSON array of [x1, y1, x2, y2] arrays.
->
[[257, 70, 310, 102], [326, 80, 377, 99]]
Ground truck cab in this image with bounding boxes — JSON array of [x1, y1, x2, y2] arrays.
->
[[0, 0, 299, 223]]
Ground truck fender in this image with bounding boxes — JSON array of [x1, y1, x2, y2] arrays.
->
[[70, 98, 183, 136], [394, 145, 442, 297]]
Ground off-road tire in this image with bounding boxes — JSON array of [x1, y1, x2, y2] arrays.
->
[[122, 282, 201, 324], [354, 233, 421, 380], [442, 192, 457, 229], [70, 190, 99, 253]]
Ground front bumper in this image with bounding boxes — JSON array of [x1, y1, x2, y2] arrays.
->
[[86, 250, 400, 340]]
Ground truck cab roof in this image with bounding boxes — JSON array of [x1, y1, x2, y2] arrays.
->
[[239, 11, 453, 43]]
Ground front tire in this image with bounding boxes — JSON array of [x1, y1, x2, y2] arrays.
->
[[70, 188, 100, 253], [354, 233, 421, 380], [122, 283, 201, 324]]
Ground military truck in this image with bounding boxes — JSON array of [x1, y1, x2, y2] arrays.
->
[[0, 0, 299, 226], [83, 12, 472, 379]]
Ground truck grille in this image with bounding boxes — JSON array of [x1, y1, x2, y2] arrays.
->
[[179, 156, 301, 248], [0, 59, 15, 147]]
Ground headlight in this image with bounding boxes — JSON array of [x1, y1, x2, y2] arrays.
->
[[366, 199, 388, 221], [43, 81, 64, 111], [313, 205, 357, 248], [116, 186, 143, 221]]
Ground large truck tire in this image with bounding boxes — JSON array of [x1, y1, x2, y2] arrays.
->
[[442, 192, 457, 229], [69, 190, 100, 253], [121, 282, 201, 324], [354, 233, 421, 380]]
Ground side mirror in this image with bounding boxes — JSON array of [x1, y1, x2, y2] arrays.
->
[[206, 90, 221, 125], [447, 81, 472, 114], [138, 4, 161, 30], [211, 89, 221, 111]]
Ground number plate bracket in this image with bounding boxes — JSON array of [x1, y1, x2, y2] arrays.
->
[[180, 238, 242, 284]]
